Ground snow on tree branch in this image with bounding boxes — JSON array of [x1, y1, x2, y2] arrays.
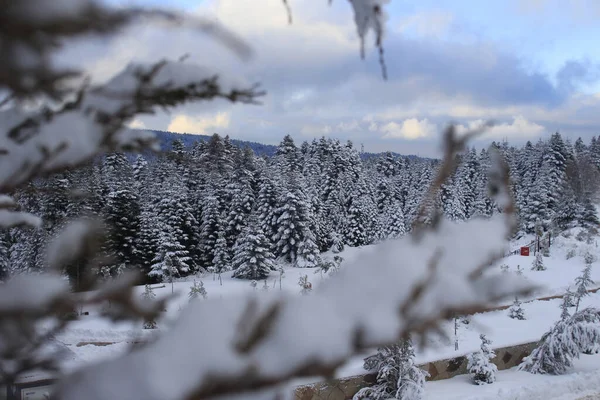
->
[[0, 59, 264, 193], [0, 0, 253, 101], [52, 132, 535, 400], [0, 194, 41, 228]]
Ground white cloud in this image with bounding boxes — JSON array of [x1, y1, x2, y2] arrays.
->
[[336, 120, 360, 132], [381, 118, 437, 140], [456, 115, 545, 139], [127, 118, 146, 129], [167, 112, 231, 134], [300, 124, 333, 136]]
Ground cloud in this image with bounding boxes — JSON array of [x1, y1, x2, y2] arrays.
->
[[381, 118, 437, 140], [167, 112, 231, 134], [300, 124, 332, 137], [51, 0, 600, 157], [127, 118, 146, 129], [456, 116, 545, 139]]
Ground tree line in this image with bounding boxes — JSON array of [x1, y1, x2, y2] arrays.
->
[[1, 131, 599, 285]]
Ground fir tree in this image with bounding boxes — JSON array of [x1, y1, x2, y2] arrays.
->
[[560, 294, 571, 320], [198, 195, 222, 269], [574, 262, 594, 312], [531, 251, 545, 271], [231, 223, 276, 280], [519, 308, 600, 375], [0, 233, 9, 281], [141, 285, 157, 329], [211, 229, 231, 275], [467, 334, 497, 385], [294, 229, 320, 268], [509, 297, 525, 320], [353, 339, 428, 400]]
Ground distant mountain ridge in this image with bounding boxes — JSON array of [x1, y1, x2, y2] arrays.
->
[[149, 129, 428, 161]]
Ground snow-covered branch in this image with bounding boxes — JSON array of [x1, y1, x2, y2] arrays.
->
[[0, 60, 264, 192], [0, 0, 252, 101]]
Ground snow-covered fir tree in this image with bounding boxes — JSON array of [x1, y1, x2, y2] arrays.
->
[[519, 308, 600, 375], [231, 222, 276, 280], [574, 262, 594, 312], [509, 297, 525, 320], [5, 132, 600, 283], [354, 338, 428, 400], [531, 251, 545, 271], [560, 294, 571, 320], [467, 334, 497, 385], [141, 285, 157, 329], [211, 228, 231, 275]]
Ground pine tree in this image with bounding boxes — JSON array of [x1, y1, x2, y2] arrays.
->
[[509, 297, 525, 320], [579, 195, 599, 228], [467, 335, 497, 385], [519, 308, 600, 375], [104, 188, 141, 268], [255, 174, 279, 251], [273, 175, 314, 264], [211, 229, 231, 275], [198, 195, 222, 269], [231, 223, 276, 280], [574, 262, 594, 312], [353, 339, 428, 400], [224, 177, 254, 249], [0, 233, 9, 281], [294, 229, 320, 268], [531, 251, 545, 271], [141, 285, 157, 329], [560, 294, 571, 320], [382, 200, 406, 239]]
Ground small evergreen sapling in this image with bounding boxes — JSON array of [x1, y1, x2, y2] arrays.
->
[[467, 335, 497, 385], [188, 280, 207, 302], [353, 338, 428, 400], [298, 274, 312, 295], [531, 252, 545, 271], [141, 285, 157, 329], [516, 265, 524, 276], [509, 297, 525, 320]]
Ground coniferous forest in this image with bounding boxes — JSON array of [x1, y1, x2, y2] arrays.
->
[[1, 131, 599, 286]]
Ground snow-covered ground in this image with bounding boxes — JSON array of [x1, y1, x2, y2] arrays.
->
[[54, 225, 600, 398], [425, 352, 600, 400]]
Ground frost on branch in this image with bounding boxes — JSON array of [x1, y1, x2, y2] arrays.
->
[[53, 128, 535, 400]]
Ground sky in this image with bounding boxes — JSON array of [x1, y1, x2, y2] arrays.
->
[[70, 0, 600, 157]]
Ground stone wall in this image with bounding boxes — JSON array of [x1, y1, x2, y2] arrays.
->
[[293, 340, 539, 400]]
